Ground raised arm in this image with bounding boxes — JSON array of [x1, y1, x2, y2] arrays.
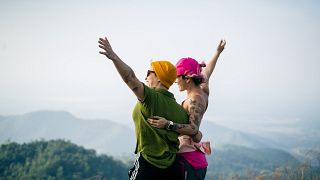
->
[[98, 37, 144, 100], [201, 39, 226, 94]]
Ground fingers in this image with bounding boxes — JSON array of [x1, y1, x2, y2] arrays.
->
[[219, 39, 226, 46], [148, 118, 159, 124], [99, 46, 107, 53], [98, 37, 110, 47], [98, 38, 105, 44], [98, 44, 106, 54], [147, 119, 158, 127], [98, 40, 107, 48], [220, 39, 226, 47], [147, 118, 155, 124], [98, 37, 109, 54], [98, 37, 108, 42], [147, 118, 164, 128], [98, 41, 106, 50], [217, 39, 226, 53], [152, 116, 161, 119], [103, 36, 110, 44], [98, 36, 114, 58]]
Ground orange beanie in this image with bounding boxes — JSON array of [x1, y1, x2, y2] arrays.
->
[[151, 60, 177, 89]]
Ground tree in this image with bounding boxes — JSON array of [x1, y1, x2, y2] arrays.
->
[[0, 139, 128, 179]]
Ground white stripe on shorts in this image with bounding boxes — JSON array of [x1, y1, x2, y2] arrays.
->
[[130, 154, 140, 180]]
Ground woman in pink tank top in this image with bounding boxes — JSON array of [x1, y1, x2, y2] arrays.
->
[[148, 39, 226, 179]]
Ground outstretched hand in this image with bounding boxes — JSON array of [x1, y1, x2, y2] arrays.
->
[[217, 39, 226, 53], [98, 37, 118, 60], [147, 116, 169, 129]]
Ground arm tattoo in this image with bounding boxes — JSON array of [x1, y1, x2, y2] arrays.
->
[[188, 99, 205, 128], [121, 68, 140, 92], [172, 123, 187, 131], [113, 57, 137, 85], [122, 68, 136, 84], [170, 99, 205, 135]]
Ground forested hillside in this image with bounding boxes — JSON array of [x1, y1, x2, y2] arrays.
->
[[0, 140, 128, 179], [1, 139, 319, 180]]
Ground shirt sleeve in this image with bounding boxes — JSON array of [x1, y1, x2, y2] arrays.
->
[[139, 83, 158, 114]]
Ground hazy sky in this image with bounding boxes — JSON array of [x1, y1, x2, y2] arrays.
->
[[1, 0, 319, 131]]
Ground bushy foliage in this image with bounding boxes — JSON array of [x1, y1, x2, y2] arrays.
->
[[0, 139, 128, 179]]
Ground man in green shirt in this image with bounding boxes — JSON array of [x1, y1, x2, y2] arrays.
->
[[98, 36, 188, 180]]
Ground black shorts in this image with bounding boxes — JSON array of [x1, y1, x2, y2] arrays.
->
[[128, 154, 183, 180]]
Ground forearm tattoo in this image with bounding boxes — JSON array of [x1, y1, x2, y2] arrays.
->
[[172, 123, 187, 131], [121, 68, 139, 92]]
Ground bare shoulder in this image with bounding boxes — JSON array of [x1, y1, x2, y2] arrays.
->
[[187, 92, 208, 113], [188, 93, 205, 104]]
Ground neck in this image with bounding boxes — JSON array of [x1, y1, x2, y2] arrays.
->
[[186, 82, 200, 95], [156, 83, 168, 90]]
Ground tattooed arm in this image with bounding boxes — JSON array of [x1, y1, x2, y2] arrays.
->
[[148, 96, 205, 143], [148, 117, 202, 143], [98, 37, 144, 101]]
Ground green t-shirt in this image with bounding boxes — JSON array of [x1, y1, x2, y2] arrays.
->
[[132, 84, 188, 168]]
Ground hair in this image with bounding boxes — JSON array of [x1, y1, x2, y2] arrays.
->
[[181, 75, 204, 86], [191, 77, 204, 86]]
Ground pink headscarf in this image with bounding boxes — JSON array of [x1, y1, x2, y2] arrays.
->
[[176, 57, 206, 80]]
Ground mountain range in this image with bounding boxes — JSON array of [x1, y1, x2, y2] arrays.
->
[[0, 110, 135, 155], [0, 110, 318, 160]]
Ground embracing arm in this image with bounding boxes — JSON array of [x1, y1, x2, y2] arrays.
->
[[148, 96, 205, 143], [98, 37, 144, 100], [148, 117, 202, 143]]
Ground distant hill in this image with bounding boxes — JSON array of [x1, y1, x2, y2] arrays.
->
[[205, 144, 301, 179], [1, 110, 317, 160], [200, 121, 280, 149], [0, 110, 135, 155], [0, 139, 128, 179], [0, 110, 282, 156]]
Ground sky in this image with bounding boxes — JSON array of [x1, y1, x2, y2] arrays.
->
[[1, 0, 319, 132]]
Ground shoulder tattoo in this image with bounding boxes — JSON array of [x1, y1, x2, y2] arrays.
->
[[188, 99, 205, 127]]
